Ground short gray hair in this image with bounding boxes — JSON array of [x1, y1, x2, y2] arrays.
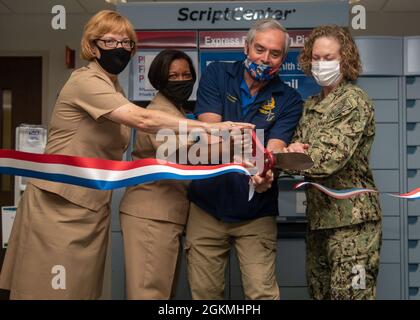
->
[[246, 19, 290, 56]]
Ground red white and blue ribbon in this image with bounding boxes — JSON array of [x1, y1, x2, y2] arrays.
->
[[387, 188, 420, 200], [1, 149, 419, 200], [294, 181, 420, 200], [0, 149, 250, 190]]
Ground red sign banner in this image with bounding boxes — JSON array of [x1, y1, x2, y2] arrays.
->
[[199, 30, 312, 49], [136, 31, 198, 48]]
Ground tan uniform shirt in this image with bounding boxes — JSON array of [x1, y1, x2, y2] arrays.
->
[[119, 93, 190, 225], [31, 61, 131, 211]]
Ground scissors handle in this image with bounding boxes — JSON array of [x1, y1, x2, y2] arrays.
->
[[251, 130, 274, 177]]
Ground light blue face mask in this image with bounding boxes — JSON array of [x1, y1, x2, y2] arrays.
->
[[244, 58, 280, 82]]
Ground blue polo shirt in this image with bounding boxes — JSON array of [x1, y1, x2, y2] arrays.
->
[[240, 79, 257, 117], [189, 61, 303, 222]]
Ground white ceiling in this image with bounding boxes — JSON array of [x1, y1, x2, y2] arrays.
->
[[1, 0, 420, 15]]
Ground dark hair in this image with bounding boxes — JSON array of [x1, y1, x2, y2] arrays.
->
[[148, 49, 196, 90]]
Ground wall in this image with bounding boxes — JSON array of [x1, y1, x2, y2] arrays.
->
[[351, 11, 420, 37], [0, 13, 91, 126]]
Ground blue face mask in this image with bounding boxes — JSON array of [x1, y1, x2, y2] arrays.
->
[[244, 58, 280, 82]]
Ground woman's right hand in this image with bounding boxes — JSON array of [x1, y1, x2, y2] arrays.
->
[[286, 142, 309, 153]]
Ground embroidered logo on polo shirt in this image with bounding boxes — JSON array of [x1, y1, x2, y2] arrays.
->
[[258, 97, 276, 122], [227, 94, 238, 103]]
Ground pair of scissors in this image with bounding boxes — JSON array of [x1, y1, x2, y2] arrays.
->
[[251, 131, 314, 177]]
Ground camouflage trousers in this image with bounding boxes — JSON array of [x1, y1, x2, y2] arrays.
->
[[306, 220, 382, 300]]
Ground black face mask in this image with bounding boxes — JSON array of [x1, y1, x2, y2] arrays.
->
[[96, 47, 131, 75], [161, 80, 195, 106]]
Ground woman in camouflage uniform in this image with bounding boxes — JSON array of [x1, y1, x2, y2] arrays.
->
[[286, 25, 382, 300]]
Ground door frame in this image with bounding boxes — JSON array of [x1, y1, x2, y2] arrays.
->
[[0, 53, 47, 299], [0, 51, 49, 126]]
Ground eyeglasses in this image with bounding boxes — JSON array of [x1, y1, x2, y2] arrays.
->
[[95, 38, 136, 50]]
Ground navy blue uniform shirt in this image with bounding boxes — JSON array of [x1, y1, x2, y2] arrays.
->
[[189, 61, 303, 222]]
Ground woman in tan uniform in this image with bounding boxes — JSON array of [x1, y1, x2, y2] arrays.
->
[[0, 11, 251, 300], [119, 49, 197, 299]]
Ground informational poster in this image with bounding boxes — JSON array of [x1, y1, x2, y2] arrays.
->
[[16, 124, 47, 154], [15, 124, 47, 193], [132, 50, 199, 101], [131, 29, 318, 101], [198, 30, 319, 99], [280, 50, 321, 99], [199, 30, 247, 49], [131, 31, 199, 101], [200, 51, 245, 73], [1, 206, 16, 248], [288, 30, 311, 48]]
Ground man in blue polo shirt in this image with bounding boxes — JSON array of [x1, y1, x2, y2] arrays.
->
[[185, 19, 303, 300]]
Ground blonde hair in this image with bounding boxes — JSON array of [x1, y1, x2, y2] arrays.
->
[[80, 10, 137, 61], [299, 25, 362, 81]]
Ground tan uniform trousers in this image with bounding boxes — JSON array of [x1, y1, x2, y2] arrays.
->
[[185, 203, 279, 300], [120, 213, 184, 299], [0, 184, 110, 299]]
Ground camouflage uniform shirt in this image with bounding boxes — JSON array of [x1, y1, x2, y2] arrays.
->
[[292, 81, 381, 230]]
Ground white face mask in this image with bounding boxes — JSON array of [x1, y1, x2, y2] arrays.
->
[[311, 60, 341, 87]]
